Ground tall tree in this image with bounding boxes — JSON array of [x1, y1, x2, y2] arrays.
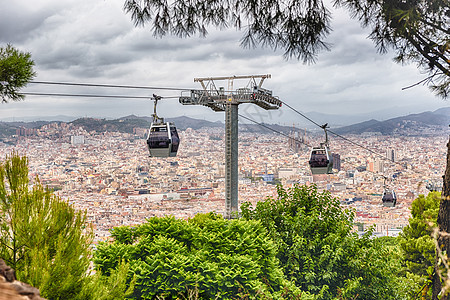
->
[[0, 153, 93, 299], [433, 140, 450, 300], [241, 184, 408, 299], [0, 44, 35, 103], [398, 192, 441, 299]]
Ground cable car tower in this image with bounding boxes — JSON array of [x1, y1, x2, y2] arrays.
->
[[179, 74, 282, 218]]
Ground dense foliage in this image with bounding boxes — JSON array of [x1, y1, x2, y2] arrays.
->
[[77, 261, 136, 300], [241, 184, 408, 299], [335, 0, 449, 98], [398, 192, 441, 299], [400, 192, 440, 275], [0, 153, 92, 299], [94, 212, 299, 299], [124, 0, 331, 62], [0, 44, 35, 102]]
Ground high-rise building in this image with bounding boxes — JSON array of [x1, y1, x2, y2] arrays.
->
[[288, 128, 307, 153], [332, 153, 341, 171], [386, 148, 397, 162], [71, 135, 85, 145], [374, 158, 384, 173], [367, 158, 384, 173], [16, 127, 36, 137]]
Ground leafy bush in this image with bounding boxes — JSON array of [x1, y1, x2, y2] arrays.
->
[[241, 184, 408, 300], [95, 213, 299, 299]]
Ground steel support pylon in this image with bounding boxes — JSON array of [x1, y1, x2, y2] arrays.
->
[[178, 74, 281, 219], [225, 103, 239, 218]]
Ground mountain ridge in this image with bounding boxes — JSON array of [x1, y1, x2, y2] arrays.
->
[[0, 108, 448, 137], [332, 109, 449, 135]]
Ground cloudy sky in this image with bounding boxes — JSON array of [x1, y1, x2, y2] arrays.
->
[[0, 0, 447, 125]]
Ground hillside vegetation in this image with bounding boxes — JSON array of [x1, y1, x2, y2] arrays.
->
[[1, 153, 448, 299]]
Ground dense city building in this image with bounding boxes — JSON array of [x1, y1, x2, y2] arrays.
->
[[0, 122, 446, 242]]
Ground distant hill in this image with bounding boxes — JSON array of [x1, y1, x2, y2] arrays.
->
[[0, 120, 57, 138], [129, 115, 294, 133], [166, 116, 223, 130], [7, 120, 54, 129], [434, 107, 450, 116], [0, 108, 447, 138], [0, 122, 19, 138], [287, 106, 449, 129], [333, 119, 381, 135], [239, 122, 295, 134], [0, 115, 78, 122], [115, 115, 223, 131], [0, 114, 297, 137], [69, 117, 149, 133], [333, 110, 449, 135]]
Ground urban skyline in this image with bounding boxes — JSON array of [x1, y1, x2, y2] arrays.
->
[[1, 121, 446, 242]]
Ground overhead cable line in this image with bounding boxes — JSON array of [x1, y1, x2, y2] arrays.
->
[[239, 114, 405, 186], [327, 128, 392, 161], [22, 92, 180, 100], [25, 79, 422, 173], [327, 128, 412, 172], [277, 99, 411, 171], [238, 113, 313, 148], [238, 113, 386, 178], [278, 100, 322, 128], [30, 80, 195, 92]]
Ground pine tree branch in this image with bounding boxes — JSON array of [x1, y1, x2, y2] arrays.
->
[[401, 72, 443, 90], [420, 17, 450, 35], [406, 30, 450, 76], [412, 30, 450, 65]]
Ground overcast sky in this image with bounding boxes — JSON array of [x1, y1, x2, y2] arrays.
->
[[0, 0, 447, 125]]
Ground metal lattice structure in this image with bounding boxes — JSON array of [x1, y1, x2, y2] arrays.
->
[[179, 75, 282, 218]]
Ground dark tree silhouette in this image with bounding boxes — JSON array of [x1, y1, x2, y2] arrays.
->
[[335, 0, 449, 99], [0, 44, 35, 103], [123, 0, 449, 97], [123, 0, 332, 63]]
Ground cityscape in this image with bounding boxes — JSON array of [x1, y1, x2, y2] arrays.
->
[[1, 0, 448, 297], [0, 117, 447, 243]]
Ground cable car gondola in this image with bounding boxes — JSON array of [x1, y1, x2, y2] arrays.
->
[[381, 176, 397, 207], [309, 124, 333, 175], [382, 189, 397, 207], [146, 95, 180, 158], [147, 122, 179, 157]]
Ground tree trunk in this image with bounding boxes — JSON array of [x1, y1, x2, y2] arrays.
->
[[432, 137, 450, 300]]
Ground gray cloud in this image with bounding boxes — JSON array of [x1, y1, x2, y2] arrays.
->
[[0, 0, 446, 122], [0, 1, 62, 44]]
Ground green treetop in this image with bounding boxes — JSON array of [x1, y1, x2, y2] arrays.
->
[[94, 212, 301, 299], [0, 44, 36, 102], [398, 192, 441, 298], [241, 184, 409, 299], [0, 153, 93, 299]]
